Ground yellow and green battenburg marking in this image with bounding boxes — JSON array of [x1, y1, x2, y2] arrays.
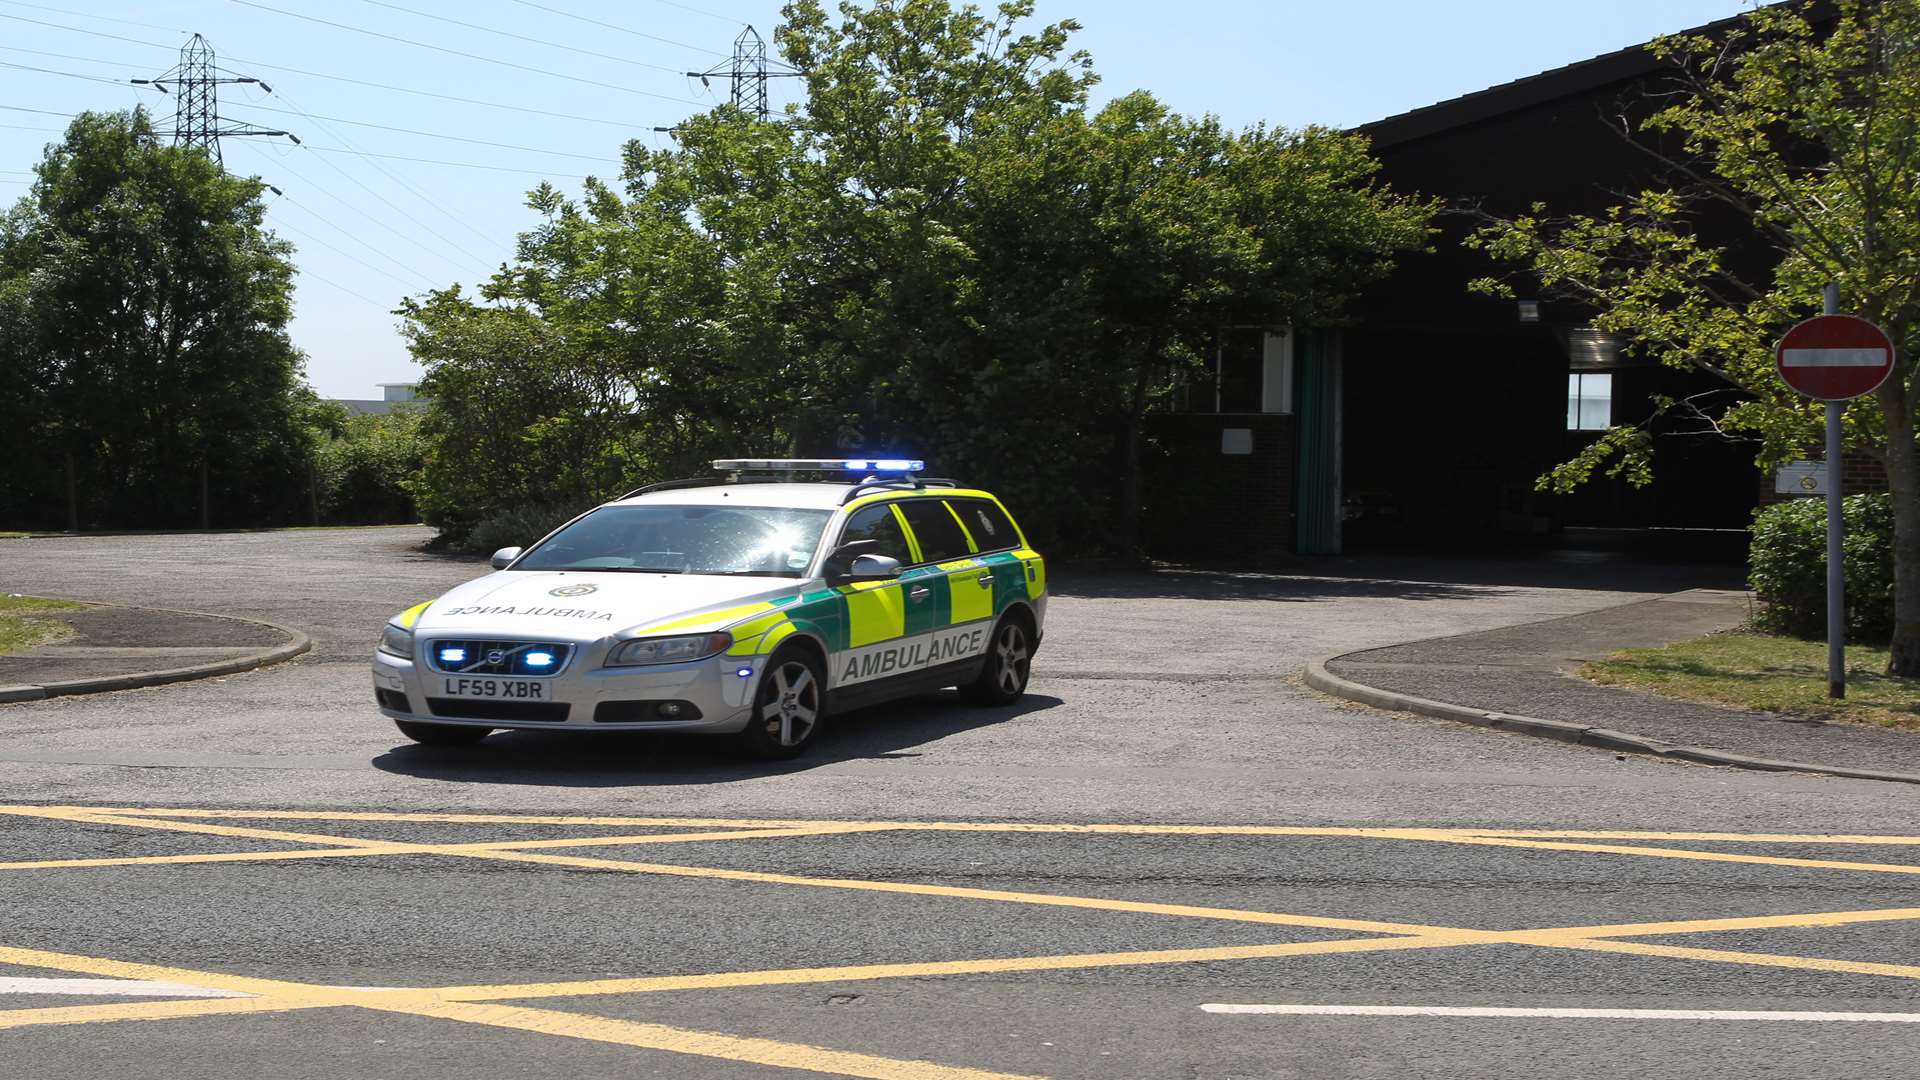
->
[[406, 490, 1045, 660], [660, 492, 1046, 659]]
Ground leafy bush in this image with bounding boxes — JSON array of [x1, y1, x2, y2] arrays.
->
[[466, 502, 584, 558], [1749, 493, 1895, 642], [316, 412, 424, 525]]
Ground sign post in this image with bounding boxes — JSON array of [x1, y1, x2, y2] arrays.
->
[[1774, 288, 1896, 698]]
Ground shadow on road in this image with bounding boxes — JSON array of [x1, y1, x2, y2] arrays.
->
[[368, 692, 1063, 786], [1054, 547, 1746, 603]]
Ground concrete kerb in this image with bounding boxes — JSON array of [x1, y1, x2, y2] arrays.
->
[[1304, 653, 1920, 788], [0, 602, 311, 704]]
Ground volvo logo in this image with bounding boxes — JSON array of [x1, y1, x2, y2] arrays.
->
[[486, 649, 507, 665], [548, 584, 598, 597]]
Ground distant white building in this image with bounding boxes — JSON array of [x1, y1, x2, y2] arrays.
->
[[334, 382, 427, 417]]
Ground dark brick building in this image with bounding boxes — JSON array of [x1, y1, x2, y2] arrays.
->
[[1147, 15, 1772, 560]]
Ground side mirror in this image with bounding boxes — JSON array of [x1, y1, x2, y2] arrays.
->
[[846, 554, 902, 581], [823, 539, 879, 580], [490, 546, 523, 570]]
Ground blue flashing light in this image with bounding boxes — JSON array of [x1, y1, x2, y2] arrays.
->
[[525, 651, 556, 668], [438, 647, 468, 664], [736, 667, 754, 678], [843, 458, 924, 472]]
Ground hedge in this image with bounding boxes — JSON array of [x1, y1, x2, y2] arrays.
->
[[1749, 492, 1895, 642]]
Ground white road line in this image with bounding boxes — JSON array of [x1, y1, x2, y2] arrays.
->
[[0, 977, 252, 998], [1201, 1004, 1920, 1023]]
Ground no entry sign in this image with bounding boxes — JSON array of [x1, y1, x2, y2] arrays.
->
[[1776, 314, 1896, 401]]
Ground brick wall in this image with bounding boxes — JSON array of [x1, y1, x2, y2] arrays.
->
[[1141, 413, 1296, 560]]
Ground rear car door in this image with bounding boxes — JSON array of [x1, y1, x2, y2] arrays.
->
[[892, 497, 994, 672], [944, 496, 1042, 616]]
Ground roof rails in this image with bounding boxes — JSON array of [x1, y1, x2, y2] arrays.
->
[[616, 476, 710, 500], [615, 459, 953, 504], [840, 478, 958, 505]]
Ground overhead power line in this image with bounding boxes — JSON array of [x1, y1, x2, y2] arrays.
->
[[7, 106, 596, 179], [355, 0, 689, 76], [234, 103, 620, 163], [0, 59, 152, 88], [239, 140, 481, 283], [266, 88, 500, 259], [0, 104, 85, 118], [269, 210, 432, 295], [0, 0, 185, 36], [0, 12, 174, 52], [305, 146, 593, 178], [643, 0, 747, 26], [0, 43, 162, 71], [228, 0, 705, 106], [293, 264, 386, 307], [504, 0, 723, 55], [243, 139, 489, 278], [217, 57, 650, 130]]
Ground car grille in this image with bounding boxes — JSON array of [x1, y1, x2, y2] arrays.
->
[[426, 640, 574, 677], [426, 698, 571, 723]]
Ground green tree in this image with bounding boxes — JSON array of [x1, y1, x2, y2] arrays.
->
[[405, 0, 1430, 553], [0, 108, 307, 530], [1468, 0, 1920, 672]]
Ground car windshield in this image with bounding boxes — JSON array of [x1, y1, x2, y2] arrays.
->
[[512, 505, 832, 577]]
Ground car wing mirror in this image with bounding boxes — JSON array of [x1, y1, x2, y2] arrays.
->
[[824, 539, 879, 579], [845, 554, 902, 581], [490, 546, 523, 570]]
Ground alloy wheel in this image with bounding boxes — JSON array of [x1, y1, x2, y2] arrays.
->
[[760, 660, 820, 747]]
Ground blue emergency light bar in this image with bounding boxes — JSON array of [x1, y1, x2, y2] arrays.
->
[[712, 458, 925, 473]]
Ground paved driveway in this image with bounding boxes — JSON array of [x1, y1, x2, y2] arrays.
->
[[4, 529, 1919, 1080], [0, 527, 1901, 827]]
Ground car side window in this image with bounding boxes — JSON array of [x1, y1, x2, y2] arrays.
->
[[895, 499, 972, 563], [948, 498, 1017, 552], [837, 503, 911, 564]]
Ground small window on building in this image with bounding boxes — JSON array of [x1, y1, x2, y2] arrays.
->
[[1567, 373, 1612, 431], [1187, 328, 1293, 415]]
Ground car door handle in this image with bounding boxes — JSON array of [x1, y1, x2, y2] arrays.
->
[[975, 573, 993, 588], [909, 586, 931, 600]]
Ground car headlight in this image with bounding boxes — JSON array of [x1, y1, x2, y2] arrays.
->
[[378, 622, 413, 659], [606, 633, 731, 667]]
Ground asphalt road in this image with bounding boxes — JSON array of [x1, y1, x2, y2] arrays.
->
[[3, 528, 1919, 1079]]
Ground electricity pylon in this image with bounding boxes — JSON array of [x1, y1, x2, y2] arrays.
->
[[133, 34, 293, 167]]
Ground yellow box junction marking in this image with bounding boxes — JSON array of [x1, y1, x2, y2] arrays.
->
[[11, 805, 1920, 1078]]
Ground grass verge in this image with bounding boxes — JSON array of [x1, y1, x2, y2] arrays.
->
[[0, 595, 87, 657], [1581, 630, 1920, 731]]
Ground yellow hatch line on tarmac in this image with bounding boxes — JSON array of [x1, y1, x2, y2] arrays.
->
[[17, 804, 1920, 1076], [22, 805, 1920, 848], [1355, 829, 1920, 878], [373, 999, 1050, 1080]]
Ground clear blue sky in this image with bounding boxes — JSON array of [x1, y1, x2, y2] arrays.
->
[[0, 0, 1753, 399]]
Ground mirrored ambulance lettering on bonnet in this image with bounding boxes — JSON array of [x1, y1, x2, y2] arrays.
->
[[371, 460, 1046, 759]]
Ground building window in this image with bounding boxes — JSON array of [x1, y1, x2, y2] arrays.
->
[[1187, 328, 1292, 414], [1567, 373, 1612, 431]]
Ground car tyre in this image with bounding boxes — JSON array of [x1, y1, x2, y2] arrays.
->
[[736, 647, 825, 760], [959, 614, 1032, 706], [394, 719, 492, 746]]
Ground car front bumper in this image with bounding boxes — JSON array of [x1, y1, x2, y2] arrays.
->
[[371, 646, 760, 734]]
